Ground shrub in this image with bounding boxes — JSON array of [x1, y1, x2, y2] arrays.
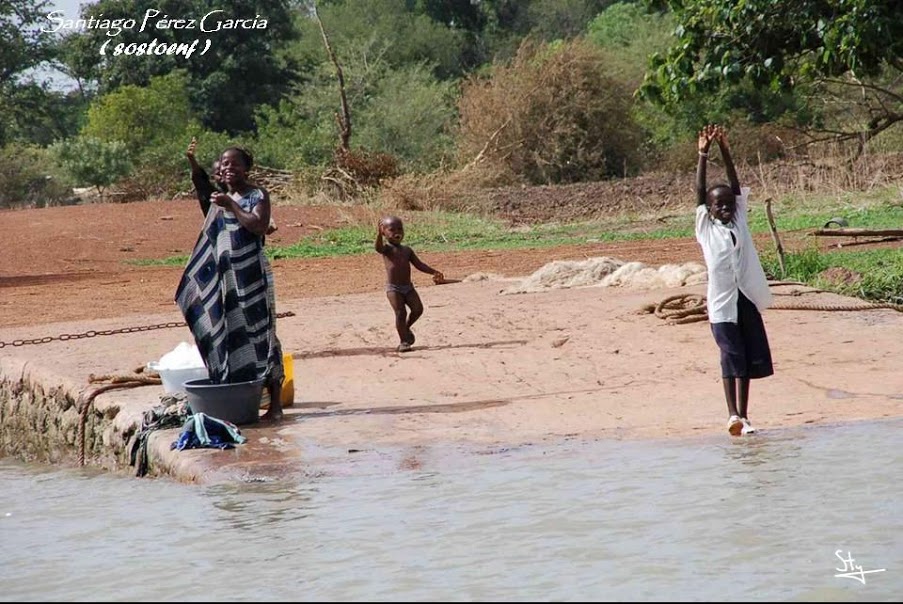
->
[[457, 39, 643, 185], [81, 71, 198, 159], [0, 144, 74, 209], [51, 137, 132, 198]]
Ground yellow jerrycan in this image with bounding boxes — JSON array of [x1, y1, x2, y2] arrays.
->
[[280, 352, 295, 407]]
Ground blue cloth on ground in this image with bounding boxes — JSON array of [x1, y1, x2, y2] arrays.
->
[[171, 412, 247, 451]]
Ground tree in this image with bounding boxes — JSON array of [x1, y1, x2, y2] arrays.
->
[[81, 71, 198, 158], [586, 1, 674, 84], [0, 84, 87, 146], [641, 0, 903, 150], [458, 39, 643, 184], [0, 0, 59, 145], [0, 0, 54, 85], [51, 137, 132, 198], [57, 0, 299, 133], [290, 0, 466, 80], [356, 64, 456, 171]]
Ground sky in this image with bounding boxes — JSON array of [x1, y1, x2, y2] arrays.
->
[[50, 0, 88, 18], [33, 1, 91, 88]]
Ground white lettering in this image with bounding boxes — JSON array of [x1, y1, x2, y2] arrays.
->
[[103, 37, 203, 59], [41, 10, 65, 33], [199, 9, 224, 32], [139, 8, 159, 33]]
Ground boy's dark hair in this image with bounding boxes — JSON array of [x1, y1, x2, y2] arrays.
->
[[222, 146, 254, 170], [706, 183, 734, 205]]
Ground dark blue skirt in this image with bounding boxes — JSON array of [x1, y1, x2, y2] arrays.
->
[[710, 291, 774, 379]]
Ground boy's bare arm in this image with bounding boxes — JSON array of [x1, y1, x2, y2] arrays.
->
[[717, 128, 742, 195], [375, 224, 387, 254], [696, 125, 714, 206], [410, 249, 443, 282]]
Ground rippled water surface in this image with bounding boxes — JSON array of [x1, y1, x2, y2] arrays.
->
[[2, 420, 900, 601]]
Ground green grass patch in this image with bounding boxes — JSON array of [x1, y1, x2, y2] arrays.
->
[[748, 190, 903, 233], [762, 246, 903, 303], [128, 186, 903, 267], [129, 211, 693, 265]]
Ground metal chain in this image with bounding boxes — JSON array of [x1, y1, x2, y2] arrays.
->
[[0, 311, 295, 349]]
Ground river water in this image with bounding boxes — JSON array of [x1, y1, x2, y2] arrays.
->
[[1, 420, 900, 601]]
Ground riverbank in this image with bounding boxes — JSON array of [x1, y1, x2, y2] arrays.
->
[[2, 279, 901, 483]]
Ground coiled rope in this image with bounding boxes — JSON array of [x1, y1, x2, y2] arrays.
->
[[643, 290, 903, 325]]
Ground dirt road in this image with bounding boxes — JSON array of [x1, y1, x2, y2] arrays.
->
[[1, 200, 708, 328]]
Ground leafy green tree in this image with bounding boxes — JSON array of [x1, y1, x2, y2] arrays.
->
[[0, 0, 54, 85], [253, 96, 345, 170], [253, 58, 455, 171], [290, 0, 465, 79], [460, 0, 617, 62], [0, 0, 59, 145], [586, 2, 673, 83], [0, 143, 74, 209], [0, 84, 88, 146], [81, 71, 199, 157], [355, 64, 456, 171], [52, 137, 132, 197], [57, 0, 299, 133], [641, 0, 903, 148], [78, 71, 246, 197], [526, 0, 616, 42]]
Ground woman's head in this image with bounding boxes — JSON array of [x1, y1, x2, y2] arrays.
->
[[707, 184, 736, 224], [219, 147, 253, 187]]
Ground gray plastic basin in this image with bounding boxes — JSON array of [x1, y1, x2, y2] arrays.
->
[[183, 377, 266, 425]]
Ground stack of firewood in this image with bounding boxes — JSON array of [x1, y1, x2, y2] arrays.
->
[[250, 165, 295, 197]]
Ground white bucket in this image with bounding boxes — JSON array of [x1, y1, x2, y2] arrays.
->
[[147, 362, 209, 394]]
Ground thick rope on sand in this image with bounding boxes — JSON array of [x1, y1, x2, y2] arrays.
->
[[642, 291, 903, 325]]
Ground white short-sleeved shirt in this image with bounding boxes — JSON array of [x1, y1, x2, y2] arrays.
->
[[695, 187, 772, 323]]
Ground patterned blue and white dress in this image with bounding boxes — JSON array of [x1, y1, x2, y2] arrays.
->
[[176, 188, 284, 385]]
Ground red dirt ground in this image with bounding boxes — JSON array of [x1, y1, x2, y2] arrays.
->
[[3, 197, 902, 474], [1, 197, 898, 329], [0, 199, 709, 329]]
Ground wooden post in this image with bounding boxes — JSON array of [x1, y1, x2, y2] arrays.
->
[[313, 2, 351, 153], [765, 197, 786, 278], [812, 228, 903, 237]]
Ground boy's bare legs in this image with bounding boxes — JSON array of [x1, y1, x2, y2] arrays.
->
[[405, 290, 424, 345], [387, 292, 413, 349], [722, 377, 744, 435], [261, 378, 283, 421], [722, 378, 740, 417], [737, 378, 750, 419]]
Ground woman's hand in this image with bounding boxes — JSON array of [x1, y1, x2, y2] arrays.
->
[[211, 192, 232, 208]]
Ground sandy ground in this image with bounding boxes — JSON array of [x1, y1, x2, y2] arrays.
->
[[2, 200, 902, 478]]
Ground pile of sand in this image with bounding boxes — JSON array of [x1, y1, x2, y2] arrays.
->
[[502, 257, 707, 294]]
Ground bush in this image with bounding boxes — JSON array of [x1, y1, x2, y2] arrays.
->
[[457, 38, 643, 185], [82, 71, 199, 159], [0, 144, 74, 209], [586, 2, 675, 85], [51, 137, 131, 198], [355, 64, 457, 172], [253, 97, 336, 170], [255, 62, 456, 173]]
